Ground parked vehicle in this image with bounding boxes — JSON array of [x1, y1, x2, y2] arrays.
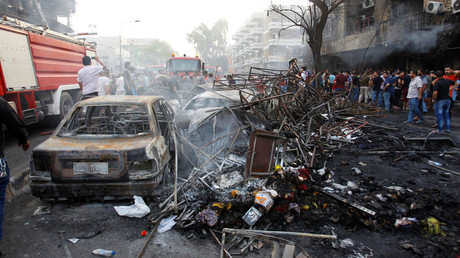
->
[[30, 96, 176, 199], [0, 16, 96, 125]]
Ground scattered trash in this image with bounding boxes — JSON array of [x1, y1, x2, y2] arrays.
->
[[67, 238, 79, 244], [427, 160, 442, 167], [242, 206, 263, 226], [114, 196, 150, 218], [339, 238, 355, 248], [346, 181, 358, 190], [400, 240, 424, 255], [421, 217, 446, 237], [33, 206, 51, 216], [394, 217, 418, 228], [375, 194, 388, 202], [196, 208, 218, 227], [351, 167, 362, 175], [157, 215, 178, 233], [358, 162, 367, 166], [254, 191, 275, 211], [140, 231, 147, 237], [92, 248, 116, 257], [218, 171, 244, 188]]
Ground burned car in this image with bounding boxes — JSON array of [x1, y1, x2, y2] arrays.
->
[[174, 88, 258, 130], [30, 96, 175, 199]]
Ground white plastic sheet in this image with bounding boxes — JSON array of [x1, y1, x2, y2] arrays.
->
[[157, 215, 178, 233], [114, 195, 150, 218]]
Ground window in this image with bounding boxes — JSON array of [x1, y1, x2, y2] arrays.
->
[[58, 104, 151, 137]]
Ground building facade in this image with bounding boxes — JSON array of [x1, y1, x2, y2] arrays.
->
[[231, 10, 307, 74], [321, 0, 460, 71]]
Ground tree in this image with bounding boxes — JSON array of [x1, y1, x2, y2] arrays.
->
[[133, 39, 174, 67], [270, 1, 344, 77], [187, 19, 228, 65]]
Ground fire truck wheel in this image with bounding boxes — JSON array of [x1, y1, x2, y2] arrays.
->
[[60, 92, 74, 119]]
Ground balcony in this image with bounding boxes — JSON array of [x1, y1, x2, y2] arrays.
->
[[250, 27, 263, 35], [266, 38, 304, 47], [249, 42, 263, 50], [267, 56, 286, 63]]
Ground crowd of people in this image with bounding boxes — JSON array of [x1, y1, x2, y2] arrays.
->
[[96, 61, 217, 99], [79, 56, 459, 134], [318, 67, 459, 133]]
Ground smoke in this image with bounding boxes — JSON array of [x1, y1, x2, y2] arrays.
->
[[363, 25, 445, 65]]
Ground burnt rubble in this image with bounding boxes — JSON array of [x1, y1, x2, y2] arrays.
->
[[147, 60, 459, 257]]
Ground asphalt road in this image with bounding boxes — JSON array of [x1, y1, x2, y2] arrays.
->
[[3, 120, 57, 178]]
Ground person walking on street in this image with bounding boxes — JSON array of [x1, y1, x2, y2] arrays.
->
[[0, 98, 29, 249], [77, 56, 107, 100], [405, 70, 424, 124]]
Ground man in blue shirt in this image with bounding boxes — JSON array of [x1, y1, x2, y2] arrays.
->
[[383, 71, 393, 111]]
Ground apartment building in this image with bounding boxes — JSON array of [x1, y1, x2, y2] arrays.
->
[[231, 10, 306, 74], [321, 0, 460, 71]]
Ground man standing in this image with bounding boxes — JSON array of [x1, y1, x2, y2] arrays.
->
[[417, 70, 428, 113], [393, 71, 403, 109], [115, 74, 126, 95], [77, 56, 107, 100], [351, 71, 360, 102], [0, 98, 29, 245], [432, 70, 457, 133], [405, 70, 424, 123], [123, 62, 134, 95], [370, 71, 383, 107], [98, 69, 111, 96], [328, 72, 336, 92], [401, 70, 411, 110], [383, 71, 393, 111], [359, 70, 370, 103], [443, 66, 460, 118]]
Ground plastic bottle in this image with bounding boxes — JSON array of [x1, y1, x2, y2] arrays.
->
[[92, 249, 116, 257], [428, 160, 442, 167]]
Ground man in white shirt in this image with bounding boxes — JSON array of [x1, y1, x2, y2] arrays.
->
[[77, 56, 107, 100], [115, 75, 126, 95], [98, 69, 111, 96], [405, 70, 424, 123]]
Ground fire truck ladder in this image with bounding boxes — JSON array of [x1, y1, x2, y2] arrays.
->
[[32, 0, 48, 30]]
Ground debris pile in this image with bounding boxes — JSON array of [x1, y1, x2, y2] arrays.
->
[[149, 60, 459, 257]]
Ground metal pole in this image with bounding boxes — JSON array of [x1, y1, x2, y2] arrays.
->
[[119, 20, 140, 74]]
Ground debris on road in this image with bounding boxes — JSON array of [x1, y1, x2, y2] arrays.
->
[[114, 195, 150, 218]]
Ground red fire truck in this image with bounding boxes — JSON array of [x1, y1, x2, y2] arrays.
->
[[166, 54, 204, 76], [0, 17, 96, 125], [204, 66, 223, 80]]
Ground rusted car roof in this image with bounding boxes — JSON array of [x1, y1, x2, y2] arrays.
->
[[77, 95, 163, 106]]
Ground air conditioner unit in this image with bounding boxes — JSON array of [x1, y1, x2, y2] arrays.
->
[[426, 1, 444, 14], [453, 0, 460, 14], [362, 0, 375, 9]]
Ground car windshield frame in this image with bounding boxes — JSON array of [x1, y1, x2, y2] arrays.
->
[[56, 103, 154, 138]]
